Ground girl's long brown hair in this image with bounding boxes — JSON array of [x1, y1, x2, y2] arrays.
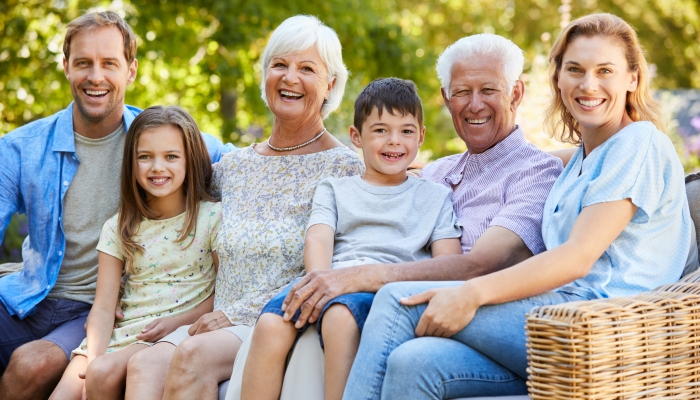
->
[[544, 13, 665, 145], [119, 106, 216, 273]]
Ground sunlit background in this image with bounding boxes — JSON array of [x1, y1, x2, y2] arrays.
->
[[2, 0, 700, 261]]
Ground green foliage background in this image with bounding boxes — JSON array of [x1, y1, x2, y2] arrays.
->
[[2, 0, 699, 156], [2, 0, 700, 261]]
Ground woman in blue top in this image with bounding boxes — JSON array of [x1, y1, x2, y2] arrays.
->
[[343, 13, 695, 400]]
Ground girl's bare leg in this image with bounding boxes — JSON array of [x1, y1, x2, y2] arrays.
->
[[125, 342, 176, 400], [49, 355, 88, 400], [162, 329, 243, 400], [321, 304, 361, 400], [241, 314, 298, 400], [84, 343, 149, 400]]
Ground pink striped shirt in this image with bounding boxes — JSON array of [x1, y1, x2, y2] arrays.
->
[[422, 127, 563, 254]]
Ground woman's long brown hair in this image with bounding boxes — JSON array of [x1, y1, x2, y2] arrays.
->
[[544, 13, 665, 145], [118, 106, 216, 274]]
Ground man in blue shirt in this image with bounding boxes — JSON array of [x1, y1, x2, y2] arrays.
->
[[0, 11, 230, 398]]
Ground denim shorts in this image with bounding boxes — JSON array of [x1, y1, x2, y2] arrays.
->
[[0, 298, 91, 371], [260, 279, 375, 347]]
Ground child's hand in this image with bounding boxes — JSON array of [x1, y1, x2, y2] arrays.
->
[[136, 317, 177, 342]]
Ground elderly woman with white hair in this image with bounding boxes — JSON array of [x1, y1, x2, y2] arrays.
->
[[123, 15, 363, 400]]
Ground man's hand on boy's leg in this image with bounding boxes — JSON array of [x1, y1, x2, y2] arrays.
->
[[282, 267, 381, 327], [283, 227, 534, 327]]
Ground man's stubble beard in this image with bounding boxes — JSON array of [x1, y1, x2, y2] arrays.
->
[[72, 84, 120, 124]]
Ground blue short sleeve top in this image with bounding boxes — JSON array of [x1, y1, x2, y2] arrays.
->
[[542, 121, 693, 299]]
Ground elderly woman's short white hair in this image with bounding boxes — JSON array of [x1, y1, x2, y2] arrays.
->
[[260, 15, 348, 119], [436, 34, 524, 96]]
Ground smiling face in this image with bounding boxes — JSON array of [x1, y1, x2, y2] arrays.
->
[[350, 106, 425, 186], [442, 55, 523, 154], [63, 26, 137, 135], [264, 46, 334, 125], [135, 124, 187, 209], [557, 36, 638, 138]]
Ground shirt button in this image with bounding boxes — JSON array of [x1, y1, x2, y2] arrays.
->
[[63, 181, 69, 186], [46, 285, 51, 290], [18, 309, 23, 314], [58, 251, 63, 256]]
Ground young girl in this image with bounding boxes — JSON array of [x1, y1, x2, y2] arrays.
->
[[50, 106, 222, 400]]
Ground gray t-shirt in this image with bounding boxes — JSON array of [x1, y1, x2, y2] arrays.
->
[[48, 124, 126, 303], [307, 175, 462, 269]]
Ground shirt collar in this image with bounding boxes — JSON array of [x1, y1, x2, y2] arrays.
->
[[52, 102, 137, 153], [443, 125, 526, 185], [464, 125, 526, 168], [51, 102, 77, 153]]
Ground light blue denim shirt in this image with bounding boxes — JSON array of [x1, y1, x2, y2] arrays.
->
[[543, 121, 692, 299], [0, 103, 233, 318]]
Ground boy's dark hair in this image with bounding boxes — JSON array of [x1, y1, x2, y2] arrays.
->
[[354, 78, 423, 131]]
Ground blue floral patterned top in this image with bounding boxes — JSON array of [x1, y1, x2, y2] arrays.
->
[[211, 144, 364, 325]]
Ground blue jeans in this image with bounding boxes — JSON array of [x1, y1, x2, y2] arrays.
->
[[343, 281, 589, 400]]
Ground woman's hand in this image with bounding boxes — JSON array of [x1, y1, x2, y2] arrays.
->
[[400, 283, 479, 338], [136, 317, 180, 342], [187, 310, 233, 335]]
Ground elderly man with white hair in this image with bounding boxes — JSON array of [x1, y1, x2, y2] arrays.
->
[[336, 34, 563, 400], [281, 34, 562, 328], [283, 34, 561, 397]]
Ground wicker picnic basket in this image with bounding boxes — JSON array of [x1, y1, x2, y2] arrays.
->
[[525, 270, 700, 399]]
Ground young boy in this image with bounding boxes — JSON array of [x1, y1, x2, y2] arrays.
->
[[241, 78, 463, 400]]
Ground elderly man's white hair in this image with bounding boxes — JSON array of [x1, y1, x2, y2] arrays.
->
[[436, 33, 524, 96], [260, 15, 349, 119]]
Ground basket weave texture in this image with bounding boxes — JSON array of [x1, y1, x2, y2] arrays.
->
[[525, 270, 700, 399]]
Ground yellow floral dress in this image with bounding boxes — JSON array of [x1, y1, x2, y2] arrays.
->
[[72, 201, 221, 356], [211, 144, 364, 326]]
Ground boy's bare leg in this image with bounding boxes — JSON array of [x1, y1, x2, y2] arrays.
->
[[49, 355, 87, 400], [125, 342, 176, 400], [241, 314, 298, 400], [321, 304, 360, 400], [162, 330, 242, 400], [84, 343, 149, 400]]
